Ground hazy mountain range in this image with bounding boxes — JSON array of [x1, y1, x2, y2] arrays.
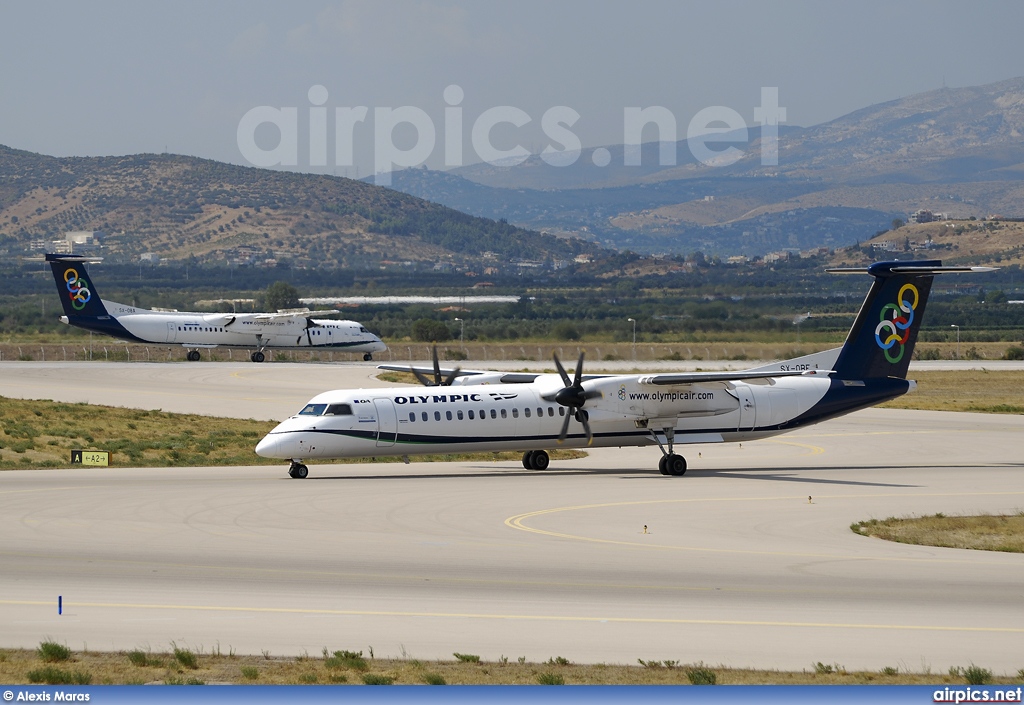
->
[[383, 77, 1024, 256]]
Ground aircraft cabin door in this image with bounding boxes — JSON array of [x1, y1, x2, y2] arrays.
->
[[736, 386, 755, 431], [166, 322, 177, 343], [374, 398, 397, 447]]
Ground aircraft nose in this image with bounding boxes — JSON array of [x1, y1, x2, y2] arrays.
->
[[255, 433, 297, 459]]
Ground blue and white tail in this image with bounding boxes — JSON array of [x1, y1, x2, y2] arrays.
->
[[45, 254, 109, 319], [828, 260, 995, 379]]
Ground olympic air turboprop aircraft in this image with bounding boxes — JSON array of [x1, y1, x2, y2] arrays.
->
[[45, 254, 387, 362], [256, 260, 993, 478]]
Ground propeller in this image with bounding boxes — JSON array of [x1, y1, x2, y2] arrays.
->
[[548, 351, 601, 445], [411, 346, 461, 387]]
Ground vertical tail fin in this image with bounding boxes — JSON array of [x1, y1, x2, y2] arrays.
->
[[45, 254, 108, 318], [828, 260, 996, 379]]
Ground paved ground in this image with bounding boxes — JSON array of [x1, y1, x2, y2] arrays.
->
[[1, 362, 1023, 672]]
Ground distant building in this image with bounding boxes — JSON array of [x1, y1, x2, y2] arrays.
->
[[140, 252, 160, 263]]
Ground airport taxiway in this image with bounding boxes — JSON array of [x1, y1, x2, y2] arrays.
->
[[1, 362, 1023, 671]]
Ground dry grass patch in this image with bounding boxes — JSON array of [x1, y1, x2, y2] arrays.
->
[[852, 514, 1024, 552], [880, 370, 1024, 414], [1, 648, 1022, 685]]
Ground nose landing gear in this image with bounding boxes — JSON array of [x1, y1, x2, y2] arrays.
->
[[288, 462, 309, 479]]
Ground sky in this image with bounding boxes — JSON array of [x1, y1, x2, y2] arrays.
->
[[3, 0, 1024, 177]]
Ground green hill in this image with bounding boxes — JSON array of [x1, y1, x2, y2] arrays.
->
[[0, 145, 599, 267]]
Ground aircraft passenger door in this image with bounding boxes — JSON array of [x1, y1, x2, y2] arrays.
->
[[166, 322, 177, 343], [736, 386, 755, 431], [373, 398, 397, 447]]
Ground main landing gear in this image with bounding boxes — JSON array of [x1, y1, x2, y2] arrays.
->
[[363, 353, 373, 361], [186, 350, 201, 362], [522, 450, 550, 470], [288, 461, 309, 479], [250, 351, 266, 362], [650, 427, 687, 476]]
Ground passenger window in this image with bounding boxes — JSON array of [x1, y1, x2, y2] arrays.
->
[[468, 410, 474, 419], [409, 412, 415, 422], [489, 409, 496, 419], [446, 411, 452, 421], [512, 408, 518, 418], [480, 409, 486, 420], [421, 412, 428, 422], [547, 407, 554, 417], [524, 408, 531, 418], [457, 410, 464, 420], [500, 408, 507, 419], [434, 411, 441, 421], [558, 407, 565, 416]]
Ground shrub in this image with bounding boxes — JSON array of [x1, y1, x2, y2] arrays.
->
[[547, 656, 571, 666], [1003, 345, 1024, 361], [27, 667, 91, 685], [38, 640, 71, 662], [299, 673, 318, 683], [963, 664, 992, 685], [172, 645, 198, 669], [362, 674, 394, 685], [126, 650, 157, 667], [537, 672, 565, 685], [164, 676, 205, 685], [241, 666, 259, 680], [324, 650, 368, 671], [686, 664, 717, 685], [453, 652, 480, 663], [814, 662, 835, 674], [881, 666, 899, 676], [423, 673, 446, 685]]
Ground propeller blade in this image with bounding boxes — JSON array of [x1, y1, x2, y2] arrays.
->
[[411, 368, 434, 387], [572, 351, 585, 388], [578, 410, 593, 446], [431, 346, 442, 385], [442, 366, 461, 386], [557, 407, 573, 444], [553, 354, 571, 387]]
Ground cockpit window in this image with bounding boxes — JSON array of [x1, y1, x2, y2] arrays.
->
[[359, 326, 368, 333], [325, 403, 353, 416], [298, 403, 328, 416]]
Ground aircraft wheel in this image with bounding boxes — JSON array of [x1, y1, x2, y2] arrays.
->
[[666, 454, 687, 476], [531, 450, 550, 471], [253, 351, 265, 363], [658, 456, 670, 475], [522, 451, 535, 469], [187, 350, 200, 362], [289, 463, 308, 479], [363, 353, 373, 361]]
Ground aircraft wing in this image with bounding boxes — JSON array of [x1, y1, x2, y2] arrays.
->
[[376, 364, 545, 384], [249, 310, 340, 323], [638, 369, 826, 385]]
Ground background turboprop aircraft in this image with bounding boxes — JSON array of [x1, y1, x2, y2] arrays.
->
[[45, 254, 387, 362], [256, 260, 994, 478]]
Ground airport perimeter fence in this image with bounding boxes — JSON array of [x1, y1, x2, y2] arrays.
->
[[0, 340, 1012, 364]]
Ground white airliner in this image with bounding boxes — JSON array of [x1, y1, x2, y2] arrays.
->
[[256, 260, 993, 478], [46, 254, 387, 362]]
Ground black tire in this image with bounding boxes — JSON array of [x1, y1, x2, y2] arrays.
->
[[522, 451, 535, 469], [531, 450, 550, 471], [363, 353, 373, 361], [658, 455, 670, 475], [292, 464, 309, 479], [187, 350, 200, 362], [253, 351, 265, 363], [667, 454, 687, 476]]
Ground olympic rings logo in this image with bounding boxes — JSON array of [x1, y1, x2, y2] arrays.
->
[[64, 268, 91, 311], [874, 283, 919, 364]]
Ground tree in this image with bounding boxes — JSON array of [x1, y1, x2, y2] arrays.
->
[[264, 281, 300, 311], [891, 218, 905, 230], [412, 319, 451, 342]]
